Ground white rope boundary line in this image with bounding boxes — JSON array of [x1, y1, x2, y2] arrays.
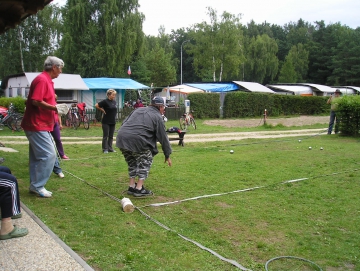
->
[[140, 169, 359, 208], [63, 169, 251, 270], [63, 168, 359, 271]]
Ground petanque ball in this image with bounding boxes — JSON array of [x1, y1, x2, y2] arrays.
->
[[230, 150, 234, 154]]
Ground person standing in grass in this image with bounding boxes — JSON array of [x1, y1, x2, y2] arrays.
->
[[116, 96, 172, 197], [95, 89, 117, 153], [21, 56, 64, 198], [327, 89, 342, 135]]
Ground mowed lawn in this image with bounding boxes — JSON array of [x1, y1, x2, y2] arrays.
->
[[1, 122, 360, 271]]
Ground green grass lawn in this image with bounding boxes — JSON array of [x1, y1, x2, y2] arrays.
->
[[1, 120, 360, 270]]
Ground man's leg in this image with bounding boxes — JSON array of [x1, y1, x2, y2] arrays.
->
[[108, 124, 116, 152], [334, 113, 340, 134], [102, 124, 110, 152], [25, 131, 56, 191], [134, 150, 153, 197], [328, 110, 336, 134]]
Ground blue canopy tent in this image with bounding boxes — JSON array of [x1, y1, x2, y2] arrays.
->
[[187, 82, 239, 92], [82, 78, 149, 109]]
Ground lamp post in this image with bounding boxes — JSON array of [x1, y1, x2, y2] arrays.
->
[[181, 40, 190, 85]]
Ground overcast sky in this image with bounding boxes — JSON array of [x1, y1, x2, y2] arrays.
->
[[138, 0, 360, 36], [56, 0, 360, 36]]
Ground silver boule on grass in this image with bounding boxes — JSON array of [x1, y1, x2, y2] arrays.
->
[[309, 146, 312, 150], [230, 150, 234, 154]]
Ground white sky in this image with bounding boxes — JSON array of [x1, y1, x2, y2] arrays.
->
[[138, 0, 360, 36], [56, 0, 360, 36]]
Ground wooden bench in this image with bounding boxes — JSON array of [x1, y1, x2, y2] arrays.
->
[[167, 130, 186, 147]]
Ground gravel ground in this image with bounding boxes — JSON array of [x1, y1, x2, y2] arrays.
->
[[204, 115, 329, 128]]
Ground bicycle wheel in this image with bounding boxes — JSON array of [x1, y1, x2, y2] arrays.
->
[[179, 116, 187, 130], [12, 116, 23, 131], [5, 116, 15, 130], [189, 117, 197, 129], [83, 115, 90, 130], [71, 114, 79, 129]]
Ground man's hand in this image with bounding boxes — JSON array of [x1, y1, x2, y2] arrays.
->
[[165, 157, 172, 167]]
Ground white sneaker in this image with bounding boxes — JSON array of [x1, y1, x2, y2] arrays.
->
[[58, 172, 65, 178], [30, 187, 52, 198], [38, 188, 52, 197]]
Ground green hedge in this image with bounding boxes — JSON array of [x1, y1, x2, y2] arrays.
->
[[187, 93, 220, 118], [224, 92, 329, 118], [337, 95, 360, 136], [0, 97, 26, 113]]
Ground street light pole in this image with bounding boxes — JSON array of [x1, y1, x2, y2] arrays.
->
[[181, 40, 190, 85]]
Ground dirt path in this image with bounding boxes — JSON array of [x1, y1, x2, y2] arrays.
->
[[204, 115, 329, 128], [0, 116, 329, 147]]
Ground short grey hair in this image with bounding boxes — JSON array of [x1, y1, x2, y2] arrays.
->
[[106, 89, 116, 97], [44, 56, 64, 71]]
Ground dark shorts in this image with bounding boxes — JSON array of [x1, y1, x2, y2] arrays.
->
[[120, 149, 153, 180]]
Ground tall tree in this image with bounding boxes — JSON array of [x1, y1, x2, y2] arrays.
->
[[188, 7, 245, 82], [244, 34, 279, 84], [278, 58, 297, 83], [328, 27, 360, 85], [287, 43, 309, 82], [60, 0, 144, 77], [142, 43, 176, 87], [307, 21, 343, 84]]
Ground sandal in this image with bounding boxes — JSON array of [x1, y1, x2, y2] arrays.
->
[[0, 226, 29, 240]]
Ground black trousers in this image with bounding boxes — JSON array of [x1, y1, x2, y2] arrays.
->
[[0, 166, 21, 219], [102, 123, 116, 152]]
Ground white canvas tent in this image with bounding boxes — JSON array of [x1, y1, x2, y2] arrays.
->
[[267, 85, 313, 95], [332, 86, 359, 95], [160, 85, 204, 105], [166, 84, 204, 94], [233, 81, 275, 93]]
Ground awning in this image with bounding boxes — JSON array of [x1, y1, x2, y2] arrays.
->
[[165, 84, 204, 94], [332, 86, 360, 95], [298, 83, 334, 93], [267, 85, 313, 95], [83, 78, 149, 90], [233, 81, 275, 93], [187, 83, 239, 92], [24, 73, 89, 90]]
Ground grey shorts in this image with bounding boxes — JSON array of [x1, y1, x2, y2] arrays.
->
[[120, 149, 153, 180]]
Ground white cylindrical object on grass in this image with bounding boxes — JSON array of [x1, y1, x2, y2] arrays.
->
[[121, 197, 135, 213]]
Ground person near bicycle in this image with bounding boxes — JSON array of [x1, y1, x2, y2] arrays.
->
[[116, 96, 172, 197], [95, 89, 117, 154], [133, 98, 144, 109], [21, 56, 64, 198]]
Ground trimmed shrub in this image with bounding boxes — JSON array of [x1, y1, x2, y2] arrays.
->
[[337, 95, 360, 136], [0, 97, 26, 113]]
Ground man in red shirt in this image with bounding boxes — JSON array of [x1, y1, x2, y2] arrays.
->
[[21, 56, 64, 198]]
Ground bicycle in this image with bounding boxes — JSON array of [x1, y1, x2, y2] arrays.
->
[[0, 103, 23, 131], [179, 111, 196, 130], [66, 104, 80, 129], [77, 102, 90, 130]]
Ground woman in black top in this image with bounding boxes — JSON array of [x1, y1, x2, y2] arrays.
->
[[95, 89, 117, 153]]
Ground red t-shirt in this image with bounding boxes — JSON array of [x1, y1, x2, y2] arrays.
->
[[21, 71, 56, 131]]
